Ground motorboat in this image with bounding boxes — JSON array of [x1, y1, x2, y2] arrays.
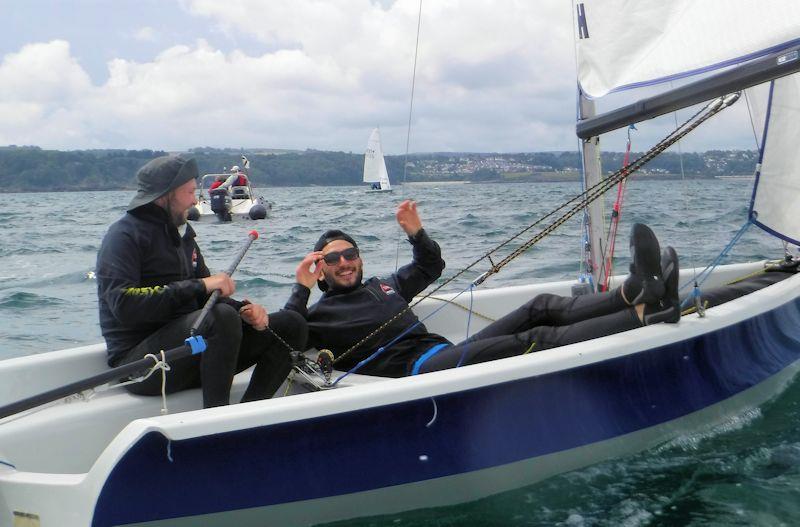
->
[[188, 173, 270, 223]]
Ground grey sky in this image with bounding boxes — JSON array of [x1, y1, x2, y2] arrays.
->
[[0, 1, 761, 154]]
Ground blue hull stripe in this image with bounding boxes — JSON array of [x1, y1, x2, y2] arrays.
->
[[93, 297, 800, 526]]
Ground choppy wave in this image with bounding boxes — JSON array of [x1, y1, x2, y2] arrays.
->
[[0, 270, 97, 291], [0, 292, 66, 310], [656, 407, 764, 453]]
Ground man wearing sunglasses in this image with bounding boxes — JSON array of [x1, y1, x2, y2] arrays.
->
[[285, 200, 680, 378]]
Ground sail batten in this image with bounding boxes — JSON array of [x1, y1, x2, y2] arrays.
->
[[574, 0, 800, 99]]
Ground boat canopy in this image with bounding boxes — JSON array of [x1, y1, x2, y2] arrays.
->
[[574, 0, 800, 98]]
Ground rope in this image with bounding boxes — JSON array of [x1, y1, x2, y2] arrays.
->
[[456, 284, 475, 368], [425, 294, 496, 321], [333, 280, 477, 383], [282, 370, 295, 396], [600, 124, 635, 290], [155, 350, 168, 414], [672, 94, 698, 282], [743, 89, 763, 150], [678, 219, 753, 301], [264, 326, 297, 354], [395, 0, 424, 271], [104, 350, 171, 414], [332, 92, 739, 367]]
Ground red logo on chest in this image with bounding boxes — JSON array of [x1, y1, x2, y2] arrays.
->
[[380, 283, 396, 295]]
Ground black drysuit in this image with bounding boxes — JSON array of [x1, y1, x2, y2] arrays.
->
[[96, 203, 306, 406]]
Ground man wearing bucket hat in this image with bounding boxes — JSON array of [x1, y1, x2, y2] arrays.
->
[[285, 199, 681, 378], [97, 155, 307, 408]]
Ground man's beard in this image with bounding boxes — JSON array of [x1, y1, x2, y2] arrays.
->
[[324, 267, 363, 292], [166, 200, 188, 226]]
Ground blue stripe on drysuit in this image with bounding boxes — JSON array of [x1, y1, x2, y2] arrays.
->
[[411, 343, 451, 375]]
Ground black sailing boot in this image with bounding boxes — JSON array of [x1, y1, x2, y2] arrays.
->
[[644, 246, 681, 324], [622, 223, 665, 305]]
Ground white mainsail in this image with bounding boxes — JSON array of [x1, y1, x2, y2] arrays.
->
[[363, 128, 392, 191], [574, 0, 800, 98], [748, 73, 800, 244]]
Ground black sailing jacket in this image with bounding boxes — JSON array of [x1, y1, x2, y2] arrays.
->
[[284, 229, 449, 377], [96, 203, 240, 365]]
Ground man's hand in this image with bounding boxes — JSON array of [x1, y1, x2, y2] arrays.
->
[[239, 300, 268, 331], [202, 273, 235, 297], [296, 251, 324, 289], [396, 199, 422, 237]]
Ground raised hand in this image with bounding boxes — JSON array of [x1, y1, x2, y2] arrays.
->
[[296, 251, 324, 289], [396, 199, 422, 236]]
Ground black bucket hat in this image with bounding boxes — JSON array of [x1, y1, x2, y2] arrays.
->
[[127, 155, 199, 211], [314, 229, 359, 291]]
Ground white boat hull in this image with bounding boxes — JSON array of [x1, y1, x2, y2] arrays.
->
[[191, 196, 271, 222], [2, 262, 799, 526]]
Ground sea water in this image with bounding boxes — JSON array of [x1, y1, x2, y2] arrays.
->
[[2, 179, 798, 525]]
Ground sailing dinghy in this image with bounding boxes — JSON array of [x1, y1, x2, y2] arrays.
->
[[2, 2, 800, 526], [363, 127, 393, 193]]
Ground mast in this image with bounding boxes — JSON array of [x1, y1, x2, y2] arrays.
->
[[578, 90, 605, 290]]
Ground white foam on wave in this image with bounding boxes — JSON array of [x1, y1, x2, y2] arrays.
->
[[656, 407, 763, 452]]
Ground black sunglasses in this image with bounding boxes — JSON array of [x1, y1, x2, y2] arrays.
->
[[322, 247, 360, 265]]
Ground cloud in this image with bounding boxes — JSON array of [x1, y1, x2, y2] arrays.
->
[[133, 26, 158, 42], [0, 1, 758, 152], [0, 40, 92, 103]]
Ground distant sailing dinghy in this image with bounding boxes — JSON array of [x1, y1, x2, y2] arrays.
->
[[363, 127, 393, 193]]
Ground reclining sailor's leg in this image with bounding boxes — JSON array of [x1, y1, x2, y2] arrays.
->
[[464, 289, 629, 343], [415, 307, 642, 373], [416, 243, 683, 374]]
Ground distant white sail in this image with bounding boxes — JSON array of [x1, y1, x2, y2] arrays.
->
[[574, 0, 800, 98], [363, 128, 392, 191], [748, 73, 800, 244]]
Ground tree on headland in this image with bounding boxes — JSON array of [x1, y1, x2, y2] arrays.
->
[[0, 146, 758, 192]]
